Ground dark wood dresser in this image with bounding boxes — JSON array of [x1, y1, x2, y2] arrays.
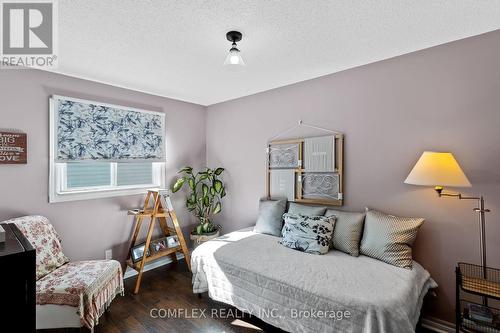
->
[[0, 223, 36, 332]]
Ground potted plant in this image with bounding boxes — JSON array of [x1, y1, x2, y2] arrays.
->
[[171, 166, 226, 244]]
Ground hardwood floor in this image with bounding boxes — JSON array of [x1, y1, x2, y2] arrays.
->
[[40, 261, 433, 333], [41, 260, 284, 333]]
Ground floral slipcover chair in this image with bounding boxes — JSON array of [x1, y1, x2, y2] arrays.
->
[[5, 215, 123, 329]]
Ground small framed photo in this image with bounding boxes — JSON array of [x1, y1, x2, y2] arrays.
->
[[130, 242, 151, 263], [158, 189, 174, 211], [167, 235, 180, 248], [150, 237, 168, 253]]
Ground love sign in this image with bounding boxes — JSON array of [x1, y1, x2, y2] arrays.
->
[[0, 132, 27, 164]]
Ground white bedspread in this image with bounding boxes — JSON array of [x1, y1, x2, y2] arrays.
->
[[191, 228, 437, 333]]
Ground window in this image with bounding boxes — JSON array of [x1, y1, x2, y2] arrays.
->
[[65, 162, 157, 189], [51, 162, 164, 202], [49, 95, 166, 203]]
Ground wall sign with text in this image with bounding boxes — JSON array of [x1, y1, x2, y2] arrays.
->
[[0, 132, 27, 164]]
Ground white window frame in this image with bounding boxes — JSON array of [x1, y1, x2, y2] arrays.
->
[[49, 96, 166, 203]]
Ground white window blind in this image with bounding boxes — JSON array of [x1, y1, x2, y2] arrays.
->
[[65, 162, 156, 190], [67, 162, 111, 189], [117, 162, 153, 186]]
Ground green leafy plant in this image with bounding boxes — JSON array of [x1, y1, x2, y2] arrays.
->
[[171, 166, 226, 235]]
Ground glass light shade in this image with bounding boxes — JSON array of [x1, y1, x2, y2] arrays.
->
[[224, 48, 245, 66], [404, 151, 471, 187]]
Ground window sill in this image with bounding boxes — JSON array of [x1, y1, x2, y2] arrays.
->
[[49, 185, 161, 203]]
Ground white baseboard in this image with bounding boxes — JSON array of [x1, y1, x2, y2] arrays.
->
[[124, 252, 186, 279], [421, 316, 455, 333]]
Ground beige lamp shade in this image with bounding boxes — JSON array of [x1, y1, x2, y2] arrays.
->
[[404, 151, 471, 187]]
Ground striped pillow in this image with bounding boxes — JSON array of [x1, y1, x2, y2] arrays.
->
[[360, 208, 424, 268], [325, 209, 365, 256]]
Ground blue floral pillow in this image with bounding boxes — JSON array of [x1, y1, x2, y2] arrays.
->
[[280, 213, 336, 255]]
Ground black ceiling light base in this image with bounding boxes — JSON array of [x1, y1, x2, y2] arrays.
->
[[223, 30, 245, 66], [226, 31, 242, 43]]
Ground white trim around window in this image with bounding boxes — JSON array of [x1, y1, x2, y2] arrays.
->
[[48, 97, 166, 203]]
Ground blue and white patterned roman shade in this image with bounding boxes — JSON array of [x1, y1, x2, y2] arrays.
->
[[52, 96, 165, 162]]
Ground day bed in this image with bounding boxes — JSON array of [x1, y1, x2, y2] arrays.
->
[[191, 227, 437, 333], [2, 215, 123, 331]]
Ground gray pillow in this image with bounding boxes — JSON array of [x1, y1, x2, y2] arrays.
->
[[360, 208, 424, 269], [253, 199, 287, 236], [280, 213, 336, 255], [325, 209, 365, 256], [287, 202, 327, 216]]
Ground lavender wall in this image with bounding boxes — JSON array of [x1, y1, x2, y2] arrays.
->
[[206, 30, 500, 322], [1, 29, 499, 324], [0, 69, 206, 264]]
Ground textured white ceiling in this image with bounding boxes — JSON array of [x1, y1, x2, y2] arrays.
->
[[51, 1, 500, 105]]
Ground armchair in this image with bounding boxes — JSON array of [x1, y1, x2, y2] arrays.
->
[[3, 215, 123, 331]]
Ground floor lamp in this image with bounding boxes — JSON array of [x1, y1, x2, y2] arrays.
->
[[404, 152, 490, 279]]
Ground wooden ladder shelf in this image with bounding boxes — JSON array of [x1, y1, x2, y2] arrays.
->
[[125, 190, 191, 294]]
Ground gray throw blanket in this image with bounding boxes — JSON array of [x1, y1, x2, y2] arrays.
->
[[192, 228, 437, 333]]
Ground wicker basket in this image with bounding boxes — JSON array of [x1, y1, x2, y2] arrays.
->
[[458, 263, 500, 299]]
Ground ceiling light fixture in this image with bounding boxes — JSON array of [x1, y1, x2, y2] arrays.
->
[[224, 31, 245, 67]]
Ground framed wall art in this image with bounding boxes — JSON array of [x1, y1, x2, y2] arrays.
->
[[0, 132, 27, 164], [301, 172, 339, 200], [304, 136, 335, 172], [269, 169, 296, 201], [266, 130, 344, 206], [269, 142, 300, 169]]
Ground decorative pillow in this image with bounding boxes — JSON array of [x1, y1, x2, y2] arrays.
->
[[325, 209, 365, 256], [287, 202, 327, 216], [360, 209, 424, 269], [6, 215, 69, 280], [254, 198, 287, 236], [280, 213, 336, 255]]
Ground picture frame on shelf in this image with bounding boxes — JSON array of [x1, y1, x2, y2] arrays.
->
[[167, 235, 180, 248], [130, 242, 151, 263], [150, 237, 168, 253]]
